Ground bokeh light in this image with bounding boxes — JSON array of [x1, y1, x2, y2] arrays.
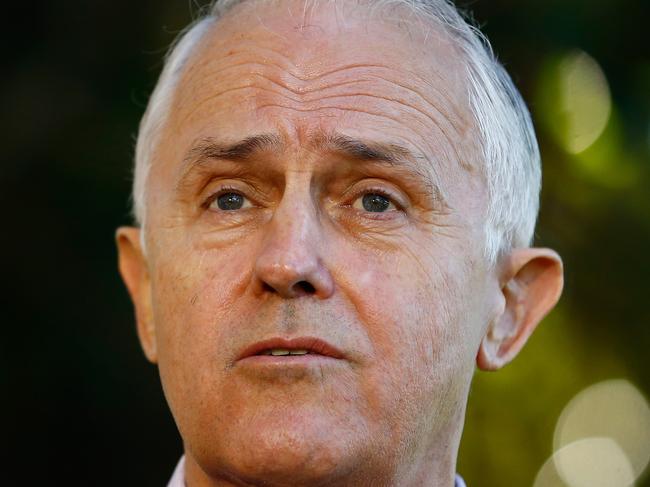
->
[[537, 49, 612, 155], [532, 379, 650, 486], [558, 51, 612, 153], [533, 452, 566, 487], [554, 379, 650, 481], [534, 437, 636, 487]]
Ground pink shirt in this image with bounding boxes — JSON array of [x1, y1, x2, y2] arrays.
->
[[167, 456, 467, 486], [166, 456, 185, 487]]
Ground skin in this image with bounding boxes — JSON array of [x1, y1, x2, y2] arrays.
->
[[117, 1, 564, 486]]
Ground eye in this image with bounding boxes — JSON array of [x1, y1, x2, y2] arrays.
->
[[353, 192, 398, 213], [209, 191, 253, 211]]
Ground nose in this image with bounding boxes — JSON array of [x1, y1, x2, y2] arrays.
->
[[253, 197, 334, 299]]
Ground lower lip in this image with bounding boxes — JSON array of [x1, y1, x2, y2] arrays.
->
[[237, 354, 342, 366], [233, 354, 347, 382]]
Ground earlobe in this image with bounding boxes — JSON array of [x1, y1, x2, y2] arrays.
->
[[477, 247, 564, 371], [116, 226, 157, 363]]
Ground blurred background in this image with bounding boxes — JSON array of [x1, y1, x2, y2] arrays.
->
[[2, 0, 649, 485]]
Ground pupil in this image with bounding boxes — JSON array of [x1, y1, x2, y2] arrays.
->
[[217, 193, 244, 210], [362, 193, 390, 212]]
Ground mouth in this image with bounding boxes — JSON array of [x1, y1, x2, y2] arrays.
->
[[236, 336, 345, 363]]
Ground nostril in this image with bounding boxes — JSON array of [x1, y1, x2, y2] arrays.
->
[[296, 281, 316, 294], [260, 281, 316, 296]]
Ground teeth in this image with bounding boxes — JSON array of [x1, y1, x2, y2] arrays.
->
[[270, 348, 290, 356], [289, 349, 309, 355], [262, 348, 310, 356]]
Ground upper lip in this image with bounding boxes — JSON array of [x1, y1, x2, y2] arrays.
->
[[236, 336, 345, 361]]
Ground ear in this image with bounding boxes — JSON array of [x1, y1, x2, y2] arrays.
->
[[477, 247, 563, 371], [116, 227, 157, 363]]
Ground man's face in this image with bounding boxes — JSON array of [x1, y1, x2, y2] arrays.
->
[[139, 1, 498, 484]]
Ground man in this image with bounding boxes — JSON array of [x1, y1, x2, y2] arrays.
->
[[116, 0, 563, 485]]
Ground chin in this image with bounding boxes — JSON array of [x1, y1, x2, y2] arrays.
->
[[196, 405, 368, 486]]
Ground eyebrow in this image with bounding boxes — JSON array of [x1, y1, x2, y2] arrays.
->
[[183, 133, 282, 163], [179, 132, 446, 203], [313, 133, 414, 166]]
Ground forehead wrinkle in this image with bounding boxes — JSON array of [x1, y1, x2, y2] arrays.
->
[[172, 26, 473, 158], [198, 0, 469, 92], [174, 62, 415, 129], [181, 19, 462, 88], [305, 66, 470, 148], [174, 91, 466, 177], [175, 65, 471, 170], [182, 57, 428, 101], [251, 99, 466, 179], [177, 63, 383, 122], [363, 72, 467, 137], [299, 89, 470, 169], [175, 81, 290, 130], [184, 41, 298, 76], [179, 66, 392, 119]]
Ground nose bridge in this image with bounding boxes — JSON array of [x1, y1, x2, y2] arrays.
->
[[271, 190, 317, 256], [253, 182, 334, 298]]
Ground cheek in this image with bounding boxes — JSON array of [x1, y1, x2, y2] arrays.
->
[[336, 243, 478, 425], [152, 244, 252, 331], [342, 249, 462, 362], [150, 243, 257, 413]]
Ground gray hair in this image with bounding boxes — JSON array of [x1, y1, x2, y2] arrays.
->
[[132, 0, 541, 263]]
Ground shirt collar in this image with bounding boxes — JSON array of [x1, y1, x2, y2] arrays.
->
[[167, 456, 185, 487], [167, 456, 467, 487]]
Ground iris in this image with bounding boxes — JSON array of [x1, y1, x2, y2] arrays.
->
[[217, 193, 244, 210], [362, 193, 391, 212]]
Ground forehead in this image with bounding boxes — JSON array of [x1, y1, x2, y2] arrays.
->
[[156, 0, 481, 187]]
